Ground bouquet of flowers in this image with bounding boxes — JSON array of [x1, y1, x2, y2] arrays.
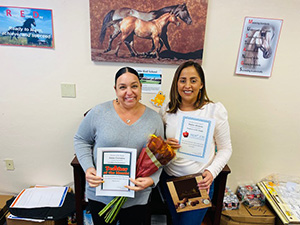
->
[[98, 134, 175, 223]]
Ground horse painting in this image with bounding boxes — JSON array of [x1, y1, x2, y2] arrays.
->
[[7, 18, 36, 40], [99, 3, 192, 53], [243, 25, 275, 68], [115, 12, 180, 59]]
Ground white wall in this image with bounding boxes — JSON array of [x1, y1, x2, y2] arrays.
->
[[1, 0, 299, 195]]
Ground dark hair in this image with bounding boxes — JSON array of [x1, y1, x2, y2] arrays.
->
[[115, 67, 140, 86], [168, 61, 212, 113]]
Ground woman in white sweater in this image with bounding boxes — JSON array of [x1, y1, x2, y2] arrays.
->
[[159, 61, 232, 225]]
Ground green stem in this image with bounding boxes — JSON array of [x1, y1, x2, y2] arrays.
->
[[108, 197, 127, 223], [104, 207, 113, 219], [98, 196, 120, 217], [105, 199, 122, 223]]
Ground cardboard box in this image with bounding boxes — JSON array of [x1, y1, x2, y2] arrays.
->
[[221, 204, 276, 225], [0, 195, 14, 225], [6, 213, 67, 225]]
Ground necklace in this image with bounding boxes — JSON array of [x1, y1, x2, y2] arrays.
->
[[126, 119, 131, 124]]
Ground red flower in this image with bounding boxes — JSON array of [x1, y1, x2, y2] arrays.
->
[[136, 135, 176, 178]]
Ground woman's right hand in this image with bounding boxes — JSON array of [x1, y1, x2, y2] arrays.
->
[[166, 138, 181, 149], [86, 167, 104, 188]]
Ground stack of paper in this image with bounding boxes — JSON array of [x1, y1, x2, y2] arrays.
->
[[10, 186, 68, 208], [257, 181, 300, 225], [8, 186, 68, 222], [7, 214, 45, 222]]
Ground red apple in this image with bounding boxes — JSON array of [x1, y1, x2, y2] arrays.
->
[[183, 131, 189, 137]]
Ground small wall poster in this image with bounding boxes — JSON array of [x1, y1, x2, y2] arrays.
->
[[0, 6, 54, 48], [135, 68, 162, 94], [235, 17, 283, 77]]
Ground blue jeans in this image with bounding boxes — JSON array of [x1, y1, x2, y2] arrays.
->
[[160, 170, 214, 225]]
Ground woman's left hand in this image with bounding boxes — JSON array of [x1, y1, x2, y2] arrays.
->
[[125, 177, 154, 191], [198, 170, 213, 194]]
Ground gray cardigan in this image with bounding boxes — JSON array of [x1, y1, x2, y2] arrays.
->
[[74, 101, 164, 207]]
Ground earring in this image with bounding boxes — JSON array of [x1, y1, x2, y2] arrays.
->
[[116, 98, 119, 103]]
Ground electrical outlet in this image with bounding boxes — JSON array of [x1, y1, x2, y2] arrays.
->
[[4, 159, 15, 171]]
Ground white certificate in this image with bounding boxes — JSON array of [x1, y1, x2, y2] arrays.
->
[[96, 147, 137, 198], [176, 116, 215, 163]]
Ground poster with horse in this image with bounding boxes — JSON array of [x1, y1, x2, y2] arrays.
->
[[235, 17, 283, 77], [0, 6, 54, 48], [89, 0, 208, 65]]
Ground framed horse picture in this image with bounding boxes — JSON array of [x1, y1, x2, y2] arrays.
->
[[89, 0, 208, 65]]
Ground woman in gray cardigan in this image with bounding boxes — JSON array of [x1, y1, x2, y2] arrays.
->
[[74, 67, 164, 225]]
